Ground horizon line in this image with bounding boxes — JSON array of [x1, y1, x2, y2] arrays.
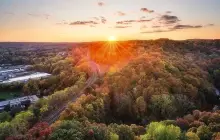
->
[[0, 38, 220, 43]]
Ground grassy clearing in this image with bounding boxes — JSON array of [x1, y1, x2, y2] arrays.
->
[[0, 91, 21, 100]]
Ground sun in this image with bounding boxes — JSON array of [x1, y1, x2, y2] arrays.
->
[[108, 36, 117, 42]]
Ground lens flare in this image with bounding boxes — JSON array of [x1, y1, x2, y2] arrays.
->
[[72, 41, 134, 74], [108, 36, 116, 42], [89, 41, 134, 66]]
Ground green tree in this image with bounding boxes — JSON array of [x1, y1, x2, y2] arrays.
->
[[110, 132, 119, 140], [0, 122, 14, 139], [174, 94, 196, 116], [88, 124, 110, 140], [141, 122, 181, 140], [11, 111, 34, 134], [0, 112, 12, 122], [196, 125, 212, 140], [149, 94, 177, 119], [49, 120, 85, 140], [109, 124, 135, 140], [186, 132, 200, 140], [116, 95, 132, 119], [136, 96, 146, 117]]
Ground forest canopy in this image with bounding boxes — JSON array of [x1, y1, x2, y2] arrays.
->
[[0, 40, 219, 140]]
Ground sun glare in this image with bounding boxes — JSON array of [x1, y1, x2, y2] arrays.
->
[[108, 36, 117, 42]]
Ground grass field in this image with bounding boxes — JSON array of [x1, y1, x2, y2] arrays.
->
[[0, 91, 21, 100]]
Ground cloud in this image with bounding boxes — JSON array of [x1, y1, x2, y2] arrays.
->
[[98, 2, 104, 6], [171, 24, 202, 30], [152, 25, 161, 28], [116, 19, 153, 24], [206, 23, 214, 27], [140, 8, 154, 13], [142, 24, 205, 33], [141, 29, 172, 34], [115, 25, 132, 28], [69, 21, 99, 26], [116, 21, 132, 25], [139, 19, 153, 23], [28, 13, 40, 17], [166, 11, 172, 14], [160, 14, 180, 24], [92, 17, 99, 21], [116, 21, 129, 24], [67, 16, 107, 27], [100, 16, 107, 24], [116, 20, 136, 24], [116, 11, 126, 16]]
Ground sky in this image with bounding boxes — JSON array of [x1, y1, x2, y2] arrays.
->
[[0, 0, 220, 42]]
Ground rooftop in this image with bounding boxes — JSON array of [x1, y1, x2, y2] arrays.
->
[[1, 72, 51, 84], [0, 95, 39, 107]]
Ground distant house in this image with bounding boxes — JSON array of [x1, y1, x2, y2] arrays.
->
[[57, 52, 67, 57], [0, 95, 39, 112]]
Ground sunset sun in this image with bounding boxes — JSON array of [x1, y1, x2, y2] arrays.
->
[[108, 36, 117, 42]]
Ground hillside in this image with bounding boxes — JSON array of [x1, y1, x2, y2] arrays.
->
[[0, 40, 220, 140]]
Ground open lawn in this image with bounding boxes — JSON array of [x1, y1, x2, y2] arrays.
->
[[0, 91, 21, 101]]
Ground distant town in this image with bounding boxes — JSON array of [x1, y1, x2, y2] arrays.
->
[[0, 64, 51, 112], [0, 64, 51, 84]]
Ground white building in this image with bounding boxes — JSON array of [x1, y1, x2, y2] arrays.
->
[[0, 72, 51, 84], [0, 95, 39, 111]]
